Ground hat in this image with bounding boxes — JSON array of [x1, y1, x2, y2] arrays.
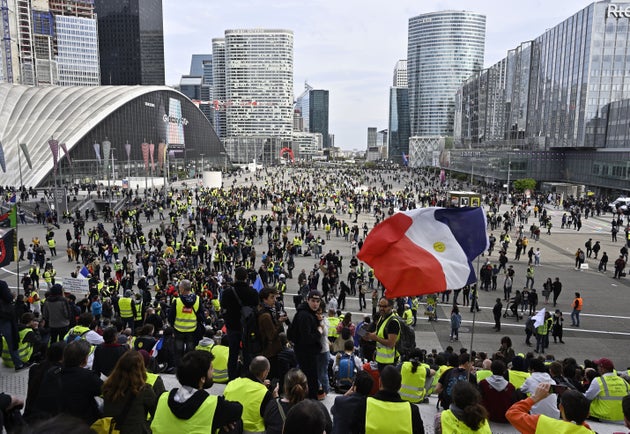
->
[[51, 283, 63, 295], [307, 290, 322, 300], [124, 290, 132, 297], [593, 358, 614, 370]]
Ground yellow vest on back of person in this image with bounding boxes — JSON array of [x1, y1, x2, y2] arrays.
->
[[118, 297, 133, 318], [440, 409, 492, 433], [173, 297, 200, 333], [535, 414, 595, 434], [508, 370, 531, 390], [1, 329, 33, 367], [399, 361, 427, 403], [223, 377, 267, 433], [328, 316, 341, 339], [589, 375, 630, 421], [365, 397, 412, 434], [151, 392, 217, 434]]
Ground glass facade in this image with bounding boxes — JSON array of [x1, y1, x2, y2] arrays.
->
[[211, 38, 226, 140], [56, 15, 100, 86], [388, 86, 410, 160], [451, 1, 630, 193], [308, 89, 329, 148], [407, 11, 486, 137], [95, 0, 164, 85]]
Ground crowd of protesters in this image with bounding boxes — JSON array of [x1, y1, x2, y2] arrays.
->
[[1, 165, 629, 433]]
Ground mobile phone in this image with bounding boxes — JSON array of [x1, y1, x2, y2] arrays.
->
[[270, 378, 279, 391], [549, 384, 567, 394]]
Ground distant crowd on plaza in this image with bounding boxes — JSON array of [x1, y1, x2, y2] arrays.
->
[[0, 166, 629, 433]]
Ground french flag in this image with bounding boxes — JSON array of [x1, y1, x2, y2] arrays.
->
[[357, 207, 488, 297], [252, 275, 264, 292], [79, 266, 90, 278]]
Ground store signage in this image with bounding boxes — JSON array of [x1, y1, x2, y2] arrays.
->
[[607, 4, 630, 18], [162, 113, 189, 126]]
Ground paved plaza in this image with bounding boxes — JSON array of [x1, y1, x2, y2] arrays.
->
[[0, 168, 628, 433]]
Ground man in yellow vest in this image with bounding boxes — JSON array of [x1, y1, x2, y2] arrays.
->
[[365, 297, 400, 371], [168, 279, 203, 368], [195, 330, 229, 384], [584, 357, 630, 422], [47, 237, 57, 257], [354, 365, 424, 433], [117, 290, 137, 332], [507, 383, 595, 433], [327, 308, 340, 343], [223, 356, 276, 434], [151, 350, 242, 434]]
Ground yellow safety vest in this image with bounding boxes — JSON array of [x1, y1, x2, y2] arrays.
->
[[476, 370, 492, 383], [118, 297, 133, 318], [151, 392, 218, 434], [365, 398, 412, 434], [440, 409, 492, 433], [589, 375, 630, 421], [1, 329, 33, 367], [328, 317, 341, 339], [400, 361, 428, 403], [134, 302, 143, 321], [375, 314, 398, 364], [146, 372, 158, 386], [47, 239, 55, 248], [173, 297, 200, 333], [196, 343, 229, 384], [403, 309, 413, 325], [223, 377, 267, 433], [508, 370, 531, 390], [535, 414, 595, 433]]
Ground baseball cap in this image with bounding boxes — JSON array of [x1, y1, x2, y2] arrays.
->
[[593, 358, 614, 370]]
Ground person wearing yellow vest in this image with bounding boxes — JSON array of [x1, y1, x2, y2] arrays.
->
[[223, 356, 276, 434], [195, 330, 229, 384], [366, 297, 400, 371], [354, 365, 424, 433], [64, 312, 104, 369], [47, 237, 57, 257], [2, 312, 40, 368], [151, 350, 243, 434], [507, 383, 595, 433], [168, 279, 203, 368], [117, 289, 137, 332], [584, 357, 630, 422], [327, 309, 340, 343], [437, 381, 492, 433], [400, 348, 434, 403]]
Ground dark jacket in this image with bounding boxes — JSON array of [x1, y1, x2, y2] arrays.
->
[[331, 392, 368, 434], [291, 302, 321, 356], [258, 305, 283, 358], [220, 281, 259, 331], [352, 390, 424, 434], [33, 365, 104, 425], [92, 342, 128, 377], [264, 397, 332, 434], [163, 388, 242, 432], [103, 384, 156, 434], [42, 295, 72, 328]]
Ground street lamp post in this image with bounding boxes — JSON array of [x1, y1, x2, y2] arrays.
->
[[199, 153, 204, 184], [506, 159, 511, 203]]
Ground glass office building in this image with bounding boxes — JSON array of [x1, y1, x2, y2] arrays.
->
[[388, 87, 410, 161], [56, 15, 100, 86], [407, 11, 486, 137], [453, 1, 630, 193]]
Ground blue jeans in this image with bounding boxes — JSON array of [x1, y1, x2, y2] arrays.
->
[[317, 351, 330, 393], [0, 319, 24, 367], [571, 309, 580, 327]]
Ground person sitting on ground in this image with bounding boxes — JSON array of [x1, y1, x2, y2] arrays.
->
[[331, 371, 374, 434], [584, 357, 630, 422], [435, 381, 491, 433], [507, 383, 595, 433], [263, 368, 332, 434], [283, 399, 330, 434], [478, 359, 516, 423], [92, 326, 128, 377], [24, 341, 65, 421], [519, 358, 560, 419], [333, 339, 363, 392]]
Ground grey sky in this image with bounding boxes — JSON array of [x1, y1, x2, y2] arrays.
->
[[164, 0, 595, 150]]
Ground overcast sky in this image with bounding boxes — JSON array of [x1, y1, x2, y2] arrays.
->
[[163, 0, 595, 150]]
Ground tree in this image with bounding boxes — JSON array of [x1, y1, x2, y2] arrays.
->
[[513, 178, 536, 192]]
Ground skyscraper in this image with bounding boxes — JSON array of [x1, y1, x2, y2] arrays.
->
[[407, 11, 485, 137], [0, 0, 99, 86], [212, 29, 294, 163], [295, 83, 330, 148], [393, 60, 407, 87], [388, 87, 410, 161], [211, 38, 227, 141], [94, 0, 165, 85]]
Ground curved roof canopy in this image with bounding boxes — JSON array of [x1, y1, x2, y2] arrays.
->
[[0, 84, 211, 188]]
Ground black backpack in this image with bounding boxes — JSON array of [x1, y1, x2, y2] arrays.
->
[[231, 288, 263, 356], [394, 316, 416, 359]]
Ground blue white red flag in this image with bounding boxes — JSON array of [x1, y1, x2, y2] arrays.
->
[[79, 265, 90, 278], [252, 275, 264, 292], [357, 207, 488, 297], [9, 193, 16, 204]]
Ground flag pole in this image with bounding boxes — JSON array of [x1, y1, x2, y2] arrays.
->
[[468, 255, 482, 366], [16, 148, 21, 295]]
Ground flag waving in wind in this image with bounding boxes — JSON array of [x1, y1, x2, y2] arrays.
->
[[357, 207, 488, 298]]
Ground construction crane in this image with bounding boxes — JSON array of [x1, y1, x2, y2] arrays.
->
[[1, 0, 13, 83]]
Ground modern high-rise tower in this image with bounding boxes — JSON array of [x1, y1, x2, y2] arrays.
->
[[0, 0, 99, 86], [295, 83, 330, 148], [94, 0, 165, 85], [212, 29, 294, 163], [407, 11, 485, 137]]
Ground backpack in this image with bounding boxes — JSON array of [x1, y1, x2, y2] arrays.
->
[[394, 316, 416, 359], [336, 354, 356, 391], [231, 288, 263, 356]]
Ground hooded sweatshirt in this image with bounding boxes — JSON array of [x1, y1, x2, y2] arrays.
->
[[168, 293, 202, 326], [164, 387, 242, 432], [479, 374, 516, 423]]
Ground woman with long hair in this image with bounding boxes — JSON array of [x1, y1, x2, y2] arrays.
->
[[102, 350, 157, 433], [436, 381, 491, 433], [400, 348, 434, 403], [263, 368, 332, 434]]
